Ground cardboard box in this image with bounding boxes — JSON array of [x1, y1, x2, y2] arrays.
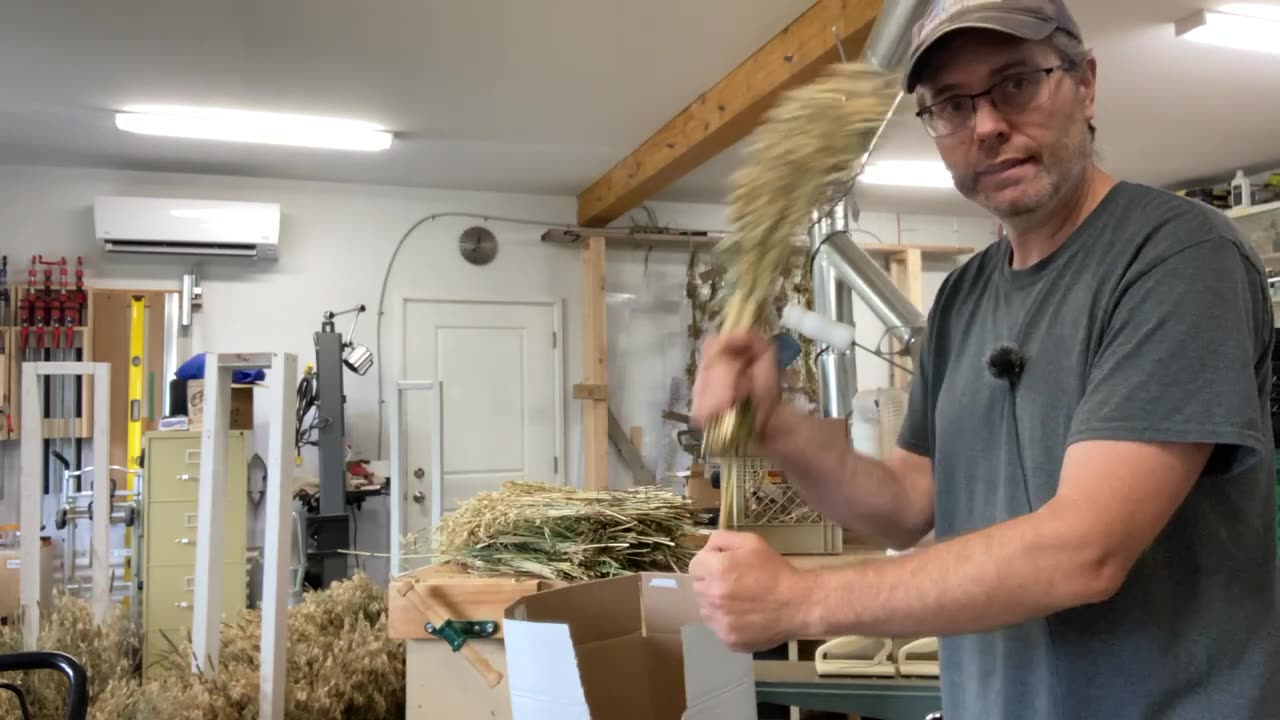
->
[[685, 465, 720, 510], [186, 379, 255, 430], [393, 564, 575, 720], [503, 572, 757, 720], [0, 544, 55, 628]]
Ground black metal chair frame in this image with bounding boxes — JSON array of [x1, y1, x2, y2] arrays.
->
[[0, 651, 90, 720]]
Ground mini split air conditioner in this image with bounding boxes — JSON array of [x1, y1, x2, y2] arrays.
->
[[94, 196, 281, 260]]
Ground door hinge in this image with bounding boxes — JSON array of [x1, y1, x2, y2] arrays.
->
[[552, 331, 558, 349], [554, 456, 559, 474]]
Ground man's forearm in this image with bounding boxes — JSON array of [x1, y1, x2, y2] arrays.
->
[[796, 501, 1122, 639], [762, 407, 932, 549]]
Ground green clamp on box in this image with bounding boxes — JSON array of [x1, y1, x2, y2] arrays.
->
[[425, 619, 498, 652]]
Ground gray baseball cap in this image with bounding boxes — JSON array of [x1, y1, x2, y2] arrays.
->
[[905, 0, 1084, 92]]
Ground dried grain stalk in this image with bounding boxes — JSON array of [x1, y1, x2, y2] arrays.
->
[[703, 63, 901, 456], [422, 481, 702, 581], [0, 591, 141, 720], [140, 573, 404, 720], [0, 576, 403, 720]]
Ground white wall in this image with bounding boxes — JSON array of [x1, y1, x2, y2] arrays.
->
[[0, 164, 997, 584]]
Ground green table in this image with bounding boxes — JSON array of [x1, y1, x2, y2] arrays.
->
[[755, 661, 943, 720]]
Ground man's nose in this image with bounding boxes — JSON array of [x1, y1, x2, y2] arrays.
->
[[972, 97, 1010, 144]]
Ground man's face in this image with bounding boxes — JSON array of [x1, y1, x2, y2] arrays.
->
[[917, 30, 1097, 221]]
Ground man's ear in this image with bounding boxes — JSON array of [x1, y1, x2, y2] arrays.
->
[[1079, 54, 1098, 124]]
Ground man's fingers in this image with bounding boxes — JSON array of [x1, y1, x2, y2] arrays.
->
[[692, 332, 773, 428], [708, 332, 772, 358], [748, 342, 780, 434], [704, 529, 758, 553], [689, 547, 711, 579]]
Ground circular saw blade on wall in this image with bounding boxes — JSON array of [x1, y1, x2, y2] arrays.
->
[[458, 226, 498, 266]]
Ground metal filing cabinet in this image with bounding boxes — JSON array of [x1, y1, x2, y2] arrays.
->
[[141, 430, 249, 675]]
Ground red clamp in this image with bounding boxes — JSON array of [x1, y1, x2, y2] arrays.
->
[[49, 299, 62, 349], [64, 306, 79, 348]]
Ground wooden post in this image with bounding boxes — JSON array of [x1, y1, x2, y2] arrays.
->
[[888, 249, 924, 389], [580, 237, 608, 490]]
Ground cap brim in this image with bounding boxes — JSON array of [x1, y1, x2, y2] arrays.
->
[[905, 12, 1057, 92]]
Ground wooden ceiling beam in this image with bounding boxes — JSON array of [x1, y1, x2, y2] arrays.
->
[[575, 0, 883, 227]]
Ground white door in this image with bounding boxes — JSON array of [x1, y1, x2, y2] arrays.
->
[[400, 299, 563, 533]]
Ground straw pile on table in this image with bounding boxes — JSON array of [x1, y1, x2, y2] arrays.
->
[[139, 573, 403, 720], [0, 592, 140, 720], [702, 62, 900, 457], [428, 481, 702, 581]]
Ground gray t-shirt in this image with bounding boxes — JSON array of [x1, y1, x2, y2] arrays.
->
[[898, 181, 1280, 719]]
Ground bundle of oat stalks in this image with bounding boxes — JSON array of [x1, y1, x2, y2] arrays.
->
[[0, 593, 139, 720], [424, 481, 702, 581], [0, 574, 403, 720], [141, 573, 403, 720], [703, 63, 901, 457]]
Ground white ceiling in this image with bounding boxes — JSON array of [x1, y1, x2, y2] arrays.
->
[[2, 0, 1278, 218]]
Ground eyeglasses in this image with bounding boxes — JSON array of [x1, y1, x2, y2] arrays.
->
[[916, 64, 1074, 138]]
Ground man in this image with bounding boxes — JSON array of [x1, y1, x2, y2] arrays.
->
[[689, 1, 1280, 718]]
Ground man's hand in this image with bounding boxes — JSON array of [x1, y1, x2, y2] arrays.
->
[[691, 333, 781, 438], [689, 530, 815, 652]]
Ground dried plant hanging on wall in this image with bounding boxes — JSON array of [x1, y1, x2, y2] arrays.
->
[[684, 250, 819, 413], [701, 62, 901, 456]]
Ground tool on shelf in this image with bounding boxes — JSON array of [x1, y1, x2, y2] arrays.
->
[[815, 635, 897, 678]]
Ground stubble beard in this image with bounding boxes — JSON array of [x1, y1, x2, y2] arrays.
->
[[967, 118, 1092, 226]]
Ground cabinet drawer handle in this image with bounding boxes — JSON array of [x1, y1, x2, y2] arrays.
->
[[174, 602, 192, 609], [177, 474, 198, 482], [175, 538, 195, 545]]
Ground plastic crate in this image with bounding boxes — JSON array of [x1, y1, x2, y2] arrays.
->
[[718, 455, 843, 555]]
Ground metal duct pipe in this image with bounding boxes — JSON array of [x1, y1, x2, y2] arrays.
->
[[851, 0, 935, 176], [859, 0, 934, 73], [809, 201, 860, 419], [818, 230, 926, 359], [807, 0, 933, 418]]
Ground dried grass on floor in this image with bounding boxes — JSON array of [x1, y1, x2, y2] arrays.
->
[[141, 573, 403, 720], [0, 574, 403, 720], [704, 62, 901, 454], [0, 592, 141, 720], [421, 481, 703, 581]]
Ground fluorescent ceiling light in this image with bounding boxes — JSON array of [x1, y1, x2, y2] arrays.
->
[[115, 105, 393, 151], [1219, 3, 1280, 21], [1175, 7, 1280, 54], [859, 161, 955, 189]]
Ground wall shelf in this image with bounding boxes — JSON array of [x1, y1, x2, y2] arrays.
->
[[1227, 201, 1280, 221]]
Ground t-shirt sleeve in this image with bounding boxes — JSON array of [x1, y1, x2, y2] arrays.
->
[[897, 292, 942, 459], [1067, 237, 1272, 477], [897, 337, 934, 458]]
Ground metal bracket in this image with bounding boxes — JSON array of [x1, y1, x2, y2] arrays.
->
[[424, 619, 499, 652]]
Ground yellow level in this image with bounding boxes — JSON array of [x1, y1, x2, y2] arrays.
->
[[125, 294, 145, 589]]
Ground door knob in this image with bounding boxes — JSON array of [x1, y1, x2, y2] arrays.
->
[[412, 491, 426, 504]]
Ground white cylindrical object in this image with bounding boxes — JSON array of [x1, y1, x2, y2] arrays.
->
[[850, 390, 882, 459], [781, 303, 857, 351]]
